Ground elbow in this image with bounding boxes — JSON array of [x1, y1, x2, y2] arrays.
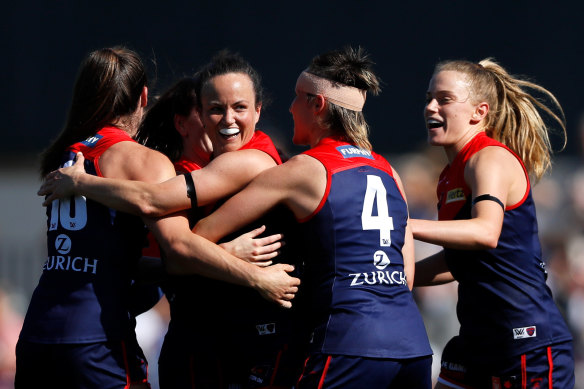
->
[[476, 231, 500, 250], [139, 202, 165, 218], [160, 239, 190, 275]]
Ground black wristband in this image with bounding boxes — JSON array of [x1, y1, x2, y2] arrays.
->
[[183, 173, 197, 210], [472, 194, 505, 211]]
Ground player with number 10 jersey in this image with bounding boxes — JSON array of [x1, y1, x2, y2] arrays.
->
[[20, 127, 147, 344]]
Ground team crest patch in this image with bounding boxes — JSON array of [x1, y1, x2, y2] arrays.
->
[[445, 188, 466, 204], [81, 134, 103, 147], [513, 326, 537, 339], [336, 145, 374, 159]]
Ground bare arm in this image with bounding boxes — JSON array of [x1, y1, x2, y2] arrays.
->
[[39, 152, 190, 216], [39, 148, 278, 217], [413, 250, 454, 287], [195, 155, 326, 243], [391, 167, 416, 290], [145, 214, 298, 307], [101, 142, 299, 307], [411, 146, 524, 250]]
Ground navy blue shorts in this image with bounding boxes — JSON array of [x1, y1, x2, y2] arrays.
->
[[296, 353, 432, 388], [15, 338, 150, 389], [438, 336, 575, 389]]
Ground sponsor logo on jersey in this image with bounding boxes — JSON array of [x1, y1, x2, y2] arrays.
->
[[350, 250, 407, 287], [513, 325, 537, 339], [43, 255, 99, 274], [336, 145, 374, 159], [350, 270, 407, 286], [374, 250, 390, 270], [55, 234, 72, 254], [81, 134, 103, 147], [445, 188, 466, 204], [256, 323, 276, 335]]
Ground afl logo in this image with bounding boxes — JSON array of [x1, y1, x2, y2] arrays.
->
[[373, 250, 390, 270], [55, 234, 72, 254]]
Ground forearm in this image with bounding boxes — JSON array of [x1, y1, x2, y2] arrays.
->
[[73, 173, 154, 216], [159, 225, 262, 287], [74, 173, 190, 217], [402, 222, 416, 290], [414, 250, 454, 287], [410, 218, 499, 250]]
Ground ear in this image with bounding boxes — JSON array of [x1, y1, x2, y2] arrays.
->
[[140, 86, 148, 108], [313, 94, 327, 115], [174, 114, 188, 137], [254, 103, 262, 125], [471, 102, 489, 124]]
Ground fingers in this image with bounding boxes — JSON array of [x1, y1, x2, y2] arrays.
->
[[252, 251, 279, 262], [277, 290, 297, 309], [254, 242, 282, 256], [247, 225, 267, 238], [278, 300, 292, 309], [256, 233, 284, 245], [38, 172, 57, 196], [74, 152, 85, 164], [38, 182, 50, 197], [252, 260, 273, 267], [42, 194, 57, 207], [275, 263, 298, 276]]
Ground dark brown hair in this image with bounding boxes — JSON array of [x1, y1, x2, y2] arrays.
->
[[40, 46, 147, 176]]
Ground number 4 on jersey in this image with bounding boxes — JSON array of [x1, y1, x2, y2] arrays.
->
[[361, 175, 393, 247]]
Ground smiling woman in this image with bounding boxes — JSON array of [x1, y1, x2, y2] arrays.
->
[[413, 59, 573, 389], [200, 72, 261, 155]]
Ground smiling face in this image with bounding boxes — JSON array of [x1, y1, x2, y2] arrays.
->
[[200, 72, 261, 155], [425, 70, 484, 155]]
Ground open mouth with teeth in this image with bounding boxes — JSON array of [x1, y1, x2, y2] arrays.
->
[[219, 128, 240, 138], [427, 119, 443, 129]]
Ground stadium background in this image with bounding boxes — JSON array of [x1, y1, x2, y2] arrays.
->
[[1, 1, 583, 387]]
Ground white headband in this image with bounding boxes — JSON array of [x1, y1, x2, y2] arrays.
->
[[295, 70, 366, 112]]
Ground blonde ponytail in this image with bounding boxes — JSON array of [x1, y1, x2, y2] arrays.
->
[[436, 59, 566, 180]]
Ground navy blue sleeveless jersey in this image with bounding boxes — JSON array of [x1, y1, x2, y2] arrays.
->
[[438, 132, 572, 363], [300, 137, 432, 359], [20, 127, 147, 343]]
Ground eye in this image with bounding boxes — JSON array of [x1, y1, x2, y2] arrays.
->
[[437, 96, 454, 105], [208, 106, 223, 114]]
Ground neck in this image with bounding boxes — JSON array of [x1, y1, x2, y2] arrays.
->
[[444, 128, 484, 163], [309, 127, 335, 148], [113, 111, 141, 138]]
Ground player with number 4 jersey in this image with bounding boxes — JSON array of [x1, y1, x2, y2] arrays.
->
[[299, 138, 431, 360], [194, 47, 433, 388]]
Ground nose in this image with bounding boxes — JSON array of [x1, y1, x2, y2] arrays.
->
[[224, 108, 236, 125], [425, 98, 438, 114]]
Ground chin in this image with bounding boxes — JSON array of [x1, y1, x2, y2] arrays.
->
[[427, 133, 446, 147]]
